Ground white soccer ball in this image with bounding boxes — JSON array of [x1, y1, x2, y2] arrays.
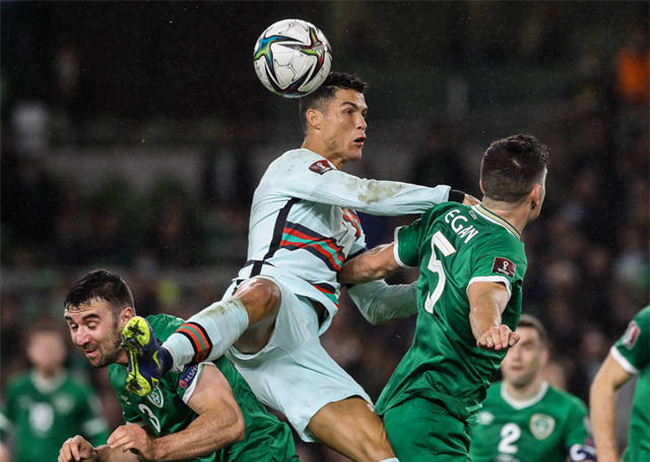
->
[[253, 19, 333, 98]]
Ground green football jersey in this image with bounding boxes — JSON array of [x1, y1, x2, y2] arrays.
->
[[469, 381, 596, 462], [108, 314, 298, 462], [376, 203, 527, 420], [611, 306, 649, 462], [0, 371, 108, 462]]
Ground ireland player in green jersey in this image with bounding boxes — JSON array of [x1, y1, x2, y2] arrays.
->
[[469, 315, 596, 462], [591, 306, 649, 462], [340, 134, 550, 461], [59, 269, 299, 462], [0, 323, 108, 462]]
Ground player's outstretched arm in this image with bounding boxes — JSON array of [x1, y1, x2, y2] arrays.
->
[[467, 281, 518, 350], [339, 243, 401, 285], [590, 353, 632, 462], [109, 364, 244, 461], [347, 280, 417, 325], [58, 435, 138, 462]]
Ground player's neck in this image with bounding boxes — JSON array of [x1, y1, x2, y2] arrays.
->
[[32, 368, 66, 392], [301, 139, 344, 170], [480, 199, 528, 235], [504, 376, 545, 402]]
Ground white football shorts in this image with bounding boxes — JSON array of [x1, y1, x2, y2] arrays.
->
[[224, 275, 372, 442]]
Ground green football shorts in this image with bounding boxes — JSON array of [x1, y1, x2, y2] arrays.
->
[[383, 396, 471, 462]]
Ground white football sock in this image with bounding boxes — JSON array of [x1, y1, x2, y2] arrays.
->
[[163, 298, 249, 369]]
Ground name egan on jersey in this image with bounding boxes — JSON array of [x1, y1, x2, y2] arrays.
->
[[444, 209, 479, 243]]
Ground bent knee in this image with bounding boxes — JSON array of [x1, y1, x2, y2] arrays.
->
[[234, 277, 281, 320]]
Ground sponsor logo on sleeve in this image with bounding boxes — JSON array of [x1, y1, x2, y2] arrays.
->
[[491, 257, 516, 278], [179, 364, 199, 389], [622, 320, 640, 350], [309, 160, 334, 175]]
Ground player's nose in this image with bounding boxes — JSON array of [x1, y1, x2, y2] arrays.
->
[[358, 116, 367, 130]]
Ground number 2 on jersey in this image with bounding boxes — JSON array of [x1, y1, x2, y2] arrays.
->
[[498, 423, 521, 454], [424, 231, 456, 313]]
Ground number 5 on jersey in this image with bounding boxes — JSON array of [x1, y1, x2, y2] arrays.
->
[[424, 231, 456, 313]]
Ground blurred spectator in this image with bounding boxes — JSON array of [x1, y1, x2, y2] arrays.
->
[[144, 178, 204, 267], [86, 176, 140, 266], [0, 322, 108, 462], [52, 40, 82, 144], [411, 123, 470, 193], [53, 187, 93, 266], [10, 101, 49, 155], [1, 149, 62, 265], [616, 27, 649, 107], [570, 45, 615, 117]]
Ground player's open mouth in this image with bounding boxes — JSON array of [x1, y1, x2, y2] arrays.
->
[[354, 137, 365, 145]]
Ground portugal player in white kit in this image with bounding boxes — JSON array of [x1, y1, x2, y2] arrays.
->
[[123, 73, 473, 462]]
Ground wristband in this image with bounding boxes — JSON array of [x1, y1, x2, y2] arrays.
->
[[449, 189, 465, 203]]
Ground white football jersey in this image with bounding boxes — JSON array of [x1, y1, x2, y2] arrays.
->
[[233, 148, 451, 332]]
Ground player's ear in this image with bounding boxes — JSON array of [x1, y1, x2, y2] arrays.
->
[[540, 348, 549, 367], [119, 306, 135, 326], [305, 108, 323, 130], [479, 179, 486, 195], [528, 184, 541, 209]]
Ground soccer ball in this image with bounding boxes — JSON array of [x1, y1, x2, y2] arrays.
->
[[253, 19, 332, 98]]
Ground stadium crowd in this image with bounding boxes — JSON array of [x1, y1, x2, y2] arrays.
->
[[1, 3, 648, 461]]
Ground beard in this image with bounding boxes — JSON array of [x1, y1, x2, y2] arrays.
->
[[93, 336, 123, 367], [85, 326, 124, 368]]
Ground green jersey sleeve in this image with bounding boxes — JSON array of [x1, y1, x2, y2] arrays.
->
[[612, 306, 650, 374], [469, 238, 527, 297], [564, 396, 596, 461], [394, 218, 427, 268]]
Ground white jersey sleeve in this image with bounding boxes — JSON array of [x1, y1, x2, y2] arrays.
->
[[347, 280, 418, 325], [261, 149, 452, 216]]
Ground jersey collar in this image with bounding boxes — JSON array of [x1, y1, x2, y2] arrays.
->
[[473, 205, 521, 240], [501, 380, 549, 410], [31, 370, 67, 394]]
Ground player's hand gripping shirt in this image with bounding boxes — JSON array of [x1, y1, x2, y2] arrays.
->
[[234, 148, 451, 332], [376, 203, 527, 420], [108, 314, 298, 462], [469, 381, 596, 462], [611, 306, 649, 462]]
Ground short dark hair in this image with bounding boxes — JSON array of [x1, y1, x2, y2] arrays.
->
[[27, 319, 66, 345], [299, 72, 367, 132], [480, 134, 550, 203], [64, 269, 135, 317], [517, 314, 548, 347]]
